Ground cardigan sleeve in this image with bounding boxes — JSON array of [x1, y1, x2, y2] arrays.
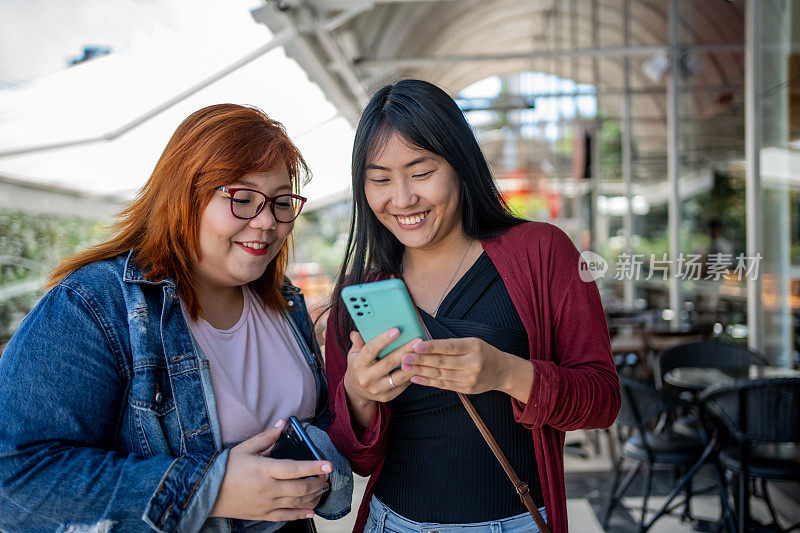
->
[[511, 227, 620, 431], [324, 310, 390, 476]]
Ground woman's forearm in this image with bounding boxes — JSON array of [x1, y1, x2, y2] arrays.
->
[[345, 388, 378, 431]]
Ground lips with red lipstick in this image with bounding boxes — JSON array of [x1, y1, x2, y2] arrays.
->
[[235, 240, 271, 256]]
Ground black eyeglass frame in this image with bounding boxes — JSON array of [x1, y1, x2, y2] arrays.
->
[[216, 186, 307, 223]]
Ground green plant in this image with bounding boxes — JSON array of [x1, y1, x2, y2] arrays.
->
[[0, 209, 108, 345]]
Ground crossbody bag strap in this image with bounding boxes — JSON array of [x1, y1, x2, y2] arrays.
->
[[456, 392, 551, 533], [406, 294, 551, 533]]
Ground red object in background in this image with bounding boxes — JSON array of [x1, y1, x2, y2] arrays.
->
[[497, 168, 533, 192], [548, 191, 562, 219], [497, 168, 534, 206]]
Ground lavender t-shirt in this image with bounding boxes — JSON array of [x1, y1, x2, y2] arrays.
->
[[184, 285, 316, 445]]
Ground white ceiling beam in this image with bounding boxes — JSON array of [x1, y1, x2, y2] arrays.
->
[[251, 3, 364, 125], [314, 26, 370, 106]]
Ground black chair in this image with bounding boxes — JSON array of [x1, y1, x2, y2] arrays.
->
[[702, 377, 800, 533], [655, 341, 766, 388], [603, 376, 707, 532], [655, 342, 767, 436]]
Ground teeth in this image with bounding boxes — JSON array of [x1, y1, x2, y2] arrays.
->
[[397, 212, 427, 226], [241, 242, 267, 249]]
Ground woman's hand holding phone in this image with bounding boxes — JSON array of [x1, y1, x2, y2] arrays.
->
[[402, 337, 534, 403], [210, 421, 332, 521], [343, 328, 418, 430]]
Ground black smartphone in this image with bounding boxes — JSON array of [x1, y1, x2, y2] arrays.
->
[[269, 416, 326, 462]]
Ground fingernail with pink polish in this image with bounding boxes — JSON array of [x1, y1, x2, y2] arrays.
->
[[388, 328, 400, 338], [411, 377, 422, 384], [403, 355, 415, 364], [274, 419, 284, 428], [412, 340, 427, 351]]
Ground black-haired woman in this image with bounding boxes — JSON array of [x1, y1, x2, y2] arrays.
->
[[324, 79, 619, 533]]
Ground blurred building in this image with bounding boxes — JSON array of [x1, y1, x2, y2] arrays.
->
[[1, 0, 799, 368], [255, 0, 800, 368]]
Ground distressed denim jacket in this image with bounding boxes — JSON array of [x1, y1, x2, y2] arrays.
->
[[0, 251, 351, 533]]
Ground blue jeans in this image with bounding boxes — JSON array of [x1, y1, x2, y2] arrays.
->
[[366, 496, 547, 533]]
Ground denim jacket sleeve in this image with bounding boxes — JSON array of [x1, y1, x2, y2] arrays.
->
[[305, 425, 352, 520], [0, 284, 221, 533]]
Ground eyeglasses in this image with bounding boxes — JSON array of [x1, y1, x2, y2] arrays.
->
[[216, 187, 307, 223]]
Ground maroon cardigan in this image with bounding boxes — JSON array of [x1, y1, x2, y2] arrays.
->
[[325, 221, 620, 533]]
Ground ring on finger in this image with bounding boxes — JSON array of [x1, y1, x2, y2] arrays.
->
[[388, 373, 398, 388]]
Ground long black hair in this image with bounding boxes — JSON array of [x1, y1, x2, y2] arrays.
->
[[330, 79, 524, 351]]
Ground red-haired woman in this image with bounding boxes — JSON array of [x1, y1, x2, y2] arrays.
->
[[0, 104, 352, 533]]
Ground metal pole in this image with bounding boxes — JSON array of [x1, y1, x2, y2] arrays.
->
[[323, 5, 372, 32], [745, 0, 764, 354], [622, 0, 635, 308], [453, 84, 744, 99], [766, 2, 792, 366], [591, 0, 601, 257], [553, 0, 564, 223], [570, 0, 585, 244], [667, 0, 683, 328], [355, 43, 745, 68]]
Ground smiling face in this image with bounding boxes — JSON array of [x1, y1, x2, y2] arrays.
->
[[194, 166, 294, 292], [364, 132, 463, 251]]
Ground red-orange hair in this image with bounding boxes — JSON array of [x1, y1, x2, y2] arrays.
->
[[48, 104, 310, 320]]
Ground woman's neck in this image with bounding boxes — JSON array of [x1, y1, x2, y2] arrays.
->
[[401, 230, 482, 315], [403, 230, 473, 275], [195, 282, 244, 330]]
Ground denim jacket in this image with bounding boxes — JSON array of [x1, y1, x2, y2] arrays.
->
[[0, 251, 351, 533]]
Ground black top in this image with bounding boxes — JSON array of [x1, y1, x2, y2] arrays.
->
[[372, 252, 543, 523]]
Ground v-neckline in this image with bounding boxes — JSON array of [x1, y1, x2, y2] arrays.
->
[[419, 251, 490, 318]]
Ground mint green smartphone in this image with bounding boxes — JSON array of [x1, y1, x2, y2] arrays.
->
[[341, 279, 428, 359]]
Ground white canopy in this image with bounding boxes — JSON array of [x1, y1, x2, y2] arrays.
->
[[0, 0, 355, 207]]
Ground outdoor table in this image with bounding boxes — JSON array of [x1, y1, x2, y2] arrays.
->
[[665, 365, 800, 391], [653, 365, 800, 531]]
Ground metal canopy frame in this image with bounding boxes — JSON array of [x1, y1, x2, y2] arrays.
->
[[254, 0, 745, 126], [253, 0, 751, 332]]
